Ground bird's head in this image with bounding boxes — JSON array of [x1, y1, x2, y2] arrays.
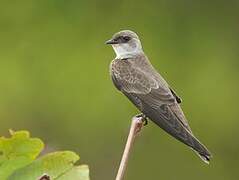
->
[[105, 30, 143, 59]]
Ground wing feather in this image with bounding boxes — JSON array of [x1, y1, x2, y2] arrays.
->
[[110, 57, 191, 132], [110, 56, 211, 162]]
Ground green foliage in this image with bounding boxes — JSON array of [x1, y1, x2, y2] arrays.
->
[[0, 130, 44, 179], [0, 130, 89, 180]]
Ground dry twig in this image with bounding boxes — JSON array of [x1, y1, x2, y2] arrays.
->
[[115, 115, 145, 180]]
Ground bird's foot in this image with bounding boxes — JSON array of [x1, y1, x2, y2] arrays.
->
[[132, 114, 147, 134], [135, 113, 148, 126]]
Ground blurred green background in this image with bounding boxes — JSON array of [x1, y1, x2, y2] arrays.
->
[[0, 0, 239, 179]]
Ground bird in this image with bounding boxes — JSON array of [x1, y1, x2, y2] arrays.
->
[[106, 30, 212, 163]]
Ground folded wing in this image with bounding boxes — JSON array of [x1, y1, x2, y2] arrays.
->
[[111, 58, 211, 161]]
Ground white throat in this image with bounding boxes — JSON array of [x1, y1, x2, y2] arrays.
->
[[112, 41, 143, 59]]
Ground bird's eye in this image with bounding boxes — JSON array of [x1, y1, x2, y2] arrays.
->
[[123, 36, 131, 41]]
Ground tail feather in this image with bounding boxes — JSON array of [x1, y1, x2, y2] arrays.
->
[[193, 149, 211, 164], [132, 99, 212, 163], [190, 136, 212, 164]]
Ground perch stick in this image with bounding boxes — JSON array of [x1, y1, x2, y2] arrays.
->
[[115, 115, 145, 180]]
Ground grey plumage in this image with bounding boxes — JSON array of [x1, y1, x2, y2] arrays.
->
[[107, 30, 211, 163]]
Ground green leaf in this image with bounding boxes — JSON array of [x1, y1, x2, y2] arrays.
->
[[0, 130, 89, 180], [0, 130, 44, 179], [56, 165, 89, 180], [8, 151, 90, 180]]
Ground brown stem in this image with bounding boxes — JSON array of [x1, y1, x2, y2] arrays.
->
[[115, 115, 145, 180]]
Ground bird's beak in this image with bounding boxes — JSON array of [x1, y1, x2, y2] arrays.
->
[[105, 39, 118, 45]]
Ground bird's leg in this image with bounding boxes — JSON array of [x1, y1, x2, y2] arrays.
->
[[135, 113, 148, 126]]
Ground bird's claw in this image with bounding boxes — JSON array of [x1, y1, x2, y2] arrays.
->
[[143, 118, 148, 126], [135, 113, 148, 126]]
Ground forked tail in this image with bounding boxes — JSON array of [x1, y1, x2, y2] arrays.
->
[[190, 136, 212, 164]]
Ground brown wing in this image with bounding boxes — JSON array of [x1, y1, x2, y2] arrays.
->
[[110, 58, 175, 102], [110, 57, 210, 159], [110, 57, 190, 130], [170, 88, 182, 103]]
